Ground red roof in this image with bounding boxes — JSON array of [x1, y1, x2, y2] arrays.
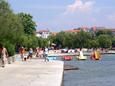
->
[[51, 32, 58, 36], [36, 30, 49, 33]]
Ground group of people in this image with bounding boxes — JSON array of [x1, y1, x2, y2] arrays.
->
[[0, 44, 9, 68], [0, 45, 47, 68], [19, 47, 49, 62], [35, 47, 49, 61], [19, 47, 34, 61], [0, 44, 102, 68]]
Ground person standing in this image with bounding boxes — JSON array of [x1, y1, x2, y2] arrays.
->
[[35, 47, 40, 58], [43, 47, 49, 62], [19, 47, 25, 61], [0, 44, 8, 67], [27, 48, 33, 59]]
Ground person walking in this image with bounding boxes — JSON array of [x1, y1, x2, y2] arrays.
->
[[0, 44, 8, 68], [27, 48, 33, 59]]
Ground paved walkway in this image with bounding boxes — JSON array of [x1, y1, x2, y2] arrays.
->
[[0, 55, 64, 86]]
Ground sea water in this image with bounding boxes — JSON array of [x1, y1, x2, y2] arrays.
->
[[63, 54, 115, 86]]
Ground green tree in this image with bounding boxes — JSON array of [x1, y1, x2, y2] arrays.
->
[[0, 0, 12, 15], [86, 39, 99, 48], [75, 31, 92, 48], [0, 0, 24, 55], [112, 37, 115, 48], [52, 31, 65, 48], [18, 13, 36, 35], [64, 33, 76, 48], [96, 29, 112, 37], [98, 35, 112, 48]]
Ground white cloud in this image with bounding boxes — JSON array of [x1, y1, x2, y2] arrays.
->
[[63, 0, 95, 14], [108, 13, 115, 21]]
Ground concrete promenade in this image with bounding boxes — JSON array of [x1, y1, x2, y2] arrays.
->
[[0, 55, 64, 86]]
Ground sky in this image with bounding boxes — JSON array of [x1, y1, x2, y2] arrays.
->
[[8, 0, 115, 32]]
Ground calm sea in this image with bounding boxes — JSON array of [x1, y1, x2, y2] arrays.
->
[[63, 54, 115, 86]]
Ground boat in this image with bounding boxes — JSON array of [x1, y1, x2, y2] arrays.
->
[[77, 55, 87, 60], [90, 51, 101, 60], [63, 56, 72, 61], [77, 50, 87, 60]]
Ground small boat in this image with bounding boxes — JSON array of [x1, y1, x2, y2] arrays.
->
[[47, 56, 56, 61], [63, 56, 72, 61], [91, 51, 101, 60], [77, 50, 87, 60], [77, 55, 87, 60]]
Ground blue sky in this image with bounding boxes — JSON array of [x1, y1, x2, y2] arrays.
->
[[8, 0, 115, 32]]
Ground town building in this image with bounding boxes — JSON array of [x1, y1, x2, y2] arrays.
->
[[36, 29, 51, 38]]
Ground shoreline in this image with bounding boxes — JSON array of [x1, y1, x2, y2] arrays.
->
[[48, 52, 115, 57]]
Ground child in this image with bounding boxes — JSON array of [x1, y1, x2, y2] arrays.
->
[[27, 48, 33, 59]]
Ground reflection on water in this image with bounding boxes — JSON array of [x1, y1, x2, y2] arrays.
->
[[63, 54, 115, 86]]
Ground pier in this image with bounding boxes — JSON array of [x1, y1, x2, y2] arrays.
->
[[0, 55, 64, 86]]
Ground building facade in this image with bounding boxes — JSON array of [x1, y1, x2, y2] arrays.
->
[[36, 29, 51, 38]]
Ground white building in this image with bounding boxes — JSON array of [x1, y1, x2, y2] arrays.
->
[[36, 29, 51, 38]]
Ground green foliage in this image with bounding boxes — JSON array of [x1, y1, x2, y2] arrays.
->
[[48, 31, 93, 48], [86, 39, 99, 48], [98, 35, 112, 48], [96, 30, 112, 37], [75, 31, 92, 48], [18, 35, 39, 49], [48, 30, 113, 49], [18, 13, 36, 35], [0, 1, 39, 56], [0, 0, 24, 56], [112, 37, 115, 47], [49, 31, 65, 47], [64, 33, 75, 48], [0, 0, 12, 15]]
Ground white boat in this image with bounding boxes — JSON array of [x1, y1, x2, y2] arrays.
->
[[77, 55, 87, 60], [77, 50, 87, 60]]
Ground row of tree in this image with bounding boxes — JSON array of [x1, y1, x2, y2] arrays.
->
[[48, 30, 115, 49]]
